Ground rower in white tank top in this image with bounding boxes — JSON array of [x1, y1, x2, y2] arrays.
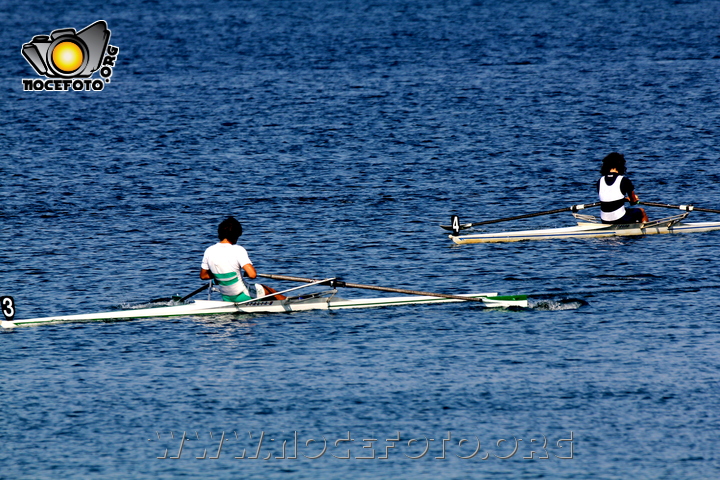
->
[[596, 153, 648, 224]]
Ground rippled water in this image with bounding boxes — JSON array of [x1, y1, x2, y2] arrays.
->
[[2, 0, 720, 478]]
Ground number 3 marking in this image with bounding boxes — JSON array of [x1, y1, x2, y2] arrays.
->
[[1, 296, 15, 321]]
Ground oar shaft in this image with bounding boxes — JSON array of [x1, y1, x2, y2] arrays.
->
[[638, 201, 720, 214], [443, 202, 601, 232], [259, 274, 488, 303], [178, 283, 211, 302], [466, 207, 572, 227], [234, 278, 335, 305], [473, 202, 601, 226]]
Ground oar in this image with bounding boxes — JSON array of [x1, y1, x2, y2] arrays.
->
[[259, 273, 501, 304], [149, 283, 211, 304], [151, 278, 328, 305], [441, 202, 601, 235], [177, 283, 212, 302], [233, 278, 336, 305], [638, 202, 720, 214]]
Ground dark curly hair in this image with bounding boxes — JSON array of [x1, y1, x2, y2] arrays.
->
[[600, 152, 627, 175], [218, 216, 242, 244]]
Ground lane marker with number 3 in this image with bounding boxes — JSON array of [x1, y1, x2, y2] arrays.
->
[[2, 296, 16, 321]]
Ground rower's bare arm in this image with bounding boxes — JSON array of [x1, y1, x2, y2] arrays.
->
[[200, 268, 213, 280], [243, 264, 257, 279], [628, 191, 640, 204]]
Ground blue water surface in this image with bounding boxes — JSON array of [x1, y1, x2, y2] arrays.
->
[[2, 0, 720, 478]]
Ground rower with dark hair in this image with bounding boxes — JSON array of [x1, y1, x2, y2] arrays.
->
[[200, 217, 285, 302], [597, 152, 648, 224]]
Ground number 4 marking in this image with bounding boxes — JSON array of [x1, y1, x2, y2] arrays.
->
[[451, 215, 460, 236], [2, 296, 16, 321]]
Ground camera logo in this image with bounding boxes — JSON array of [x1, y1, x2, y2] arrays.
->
[[22, 20, 119, 92]]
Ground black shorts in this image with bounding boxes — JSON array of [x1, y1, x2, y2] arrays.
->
[[604, 207, 644, 224]]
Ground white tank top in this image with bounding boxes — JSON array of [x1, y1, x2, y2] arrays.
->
[[598, 175, 626, 221]]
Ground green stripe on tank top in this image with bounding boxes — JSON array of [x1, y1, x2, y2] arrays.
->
[[213, 271, 239, 286]]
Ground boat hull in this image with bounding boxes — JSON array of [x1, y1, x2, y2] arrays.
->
[[450, 221, 720, 244], [2, 293, 527, 328]]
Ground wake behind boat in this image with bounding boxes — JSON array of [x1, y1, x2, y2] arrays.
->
[[445, 202, 720, 244], [1, 275, 528, 329]]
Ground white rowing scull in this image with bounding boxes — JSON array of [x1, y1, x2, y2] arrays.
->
[[1, 276, 528, 329], [446, 203, 720, 244], [449, 212, 720, 244]]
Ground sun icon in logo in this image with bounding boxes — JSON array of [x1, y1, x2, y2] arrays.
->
[[51, 41, 85, 73]]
